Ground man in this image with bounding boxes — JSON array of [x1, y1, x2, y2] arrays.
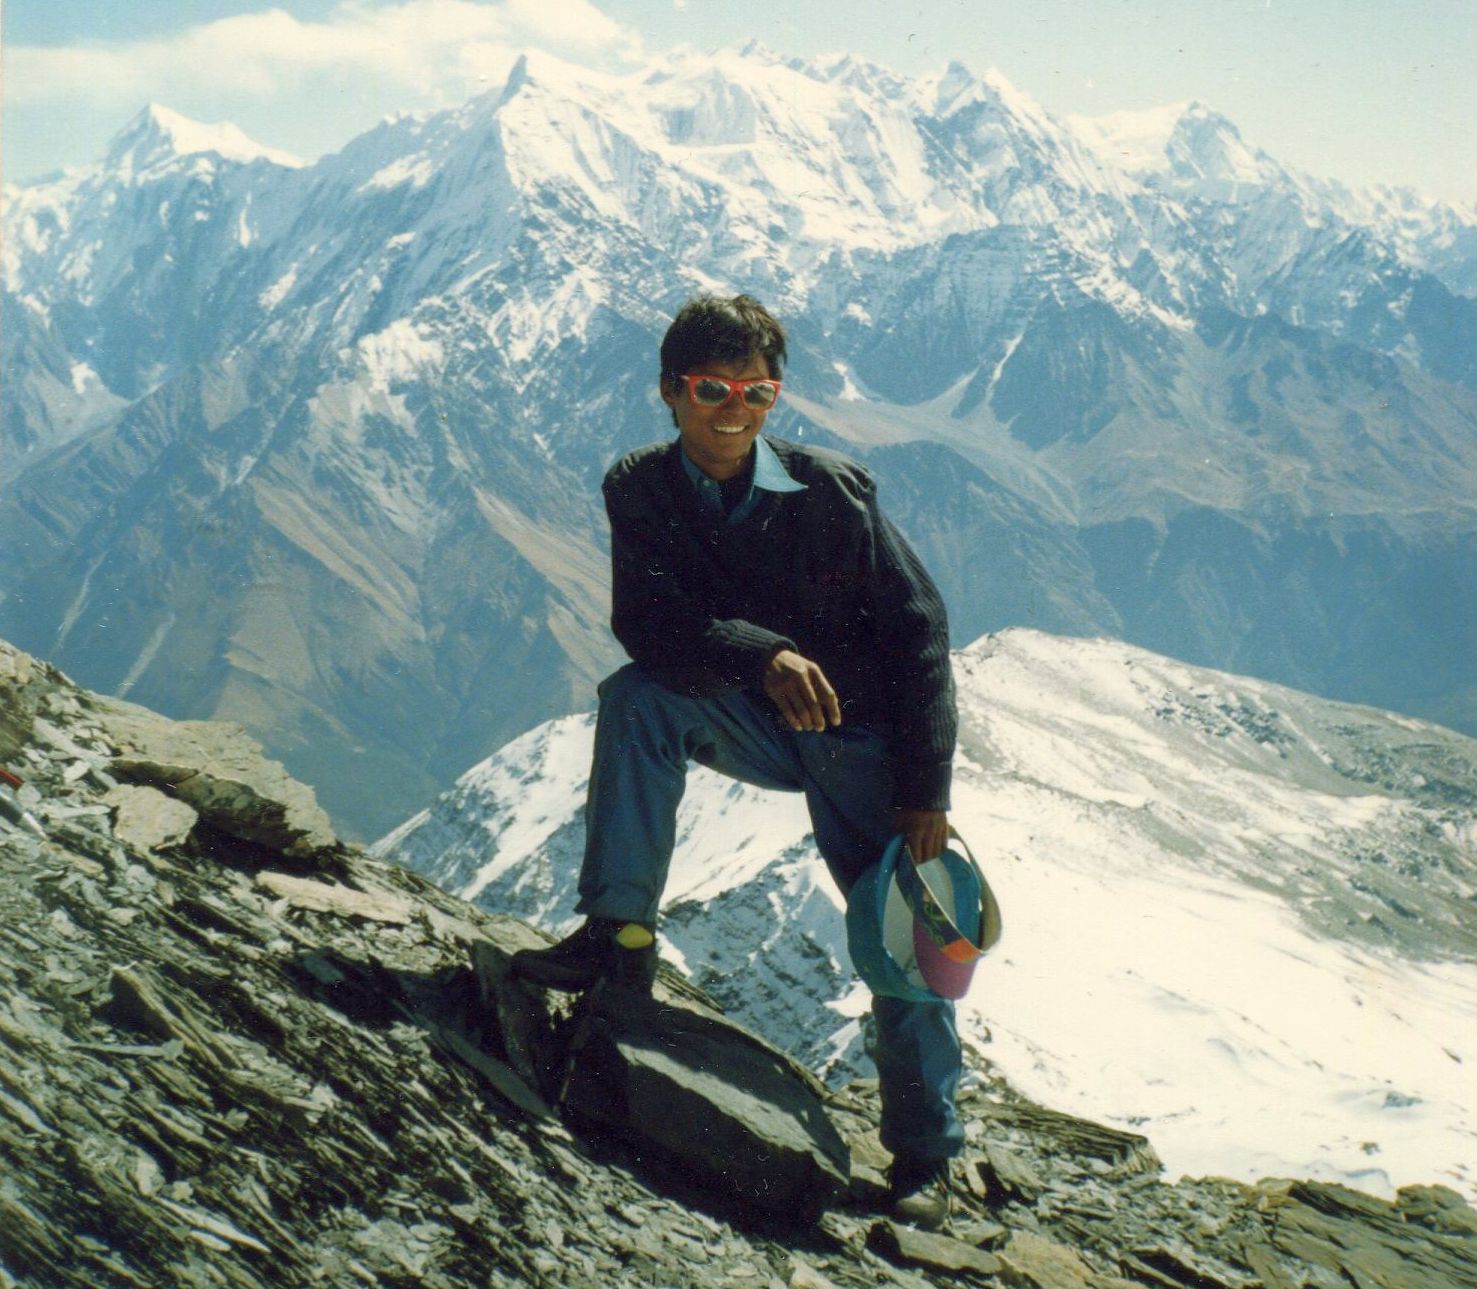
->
[[512, 294, 961, 1227]]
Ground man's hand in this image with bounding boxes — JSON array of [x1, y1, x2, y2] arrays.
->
[[764, 649, 842, 732], [896, 808, 949, 864]]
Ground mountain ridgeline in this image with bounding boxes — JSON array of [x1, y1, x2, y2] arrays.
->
[[3, 47, 1476, 836]]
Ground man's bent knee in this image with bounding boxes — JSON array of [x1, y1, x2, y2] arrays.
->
[[598, 663, 674, 707], [594, 665, 705, 757]]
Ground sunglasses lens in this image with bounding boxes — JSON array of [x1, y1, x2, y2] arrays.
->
[[742, 382, 779, 409], [691, 378, 732, 406]]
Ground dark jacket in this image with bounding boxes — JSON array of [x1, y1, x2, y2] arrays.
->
[[602, 436, 956, 810]]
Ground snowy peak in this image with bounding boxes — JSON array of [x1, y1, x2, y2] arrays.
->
[[1163, 101, 1282, 189], [924, 61, 1053, 139], [736, 37, 784, 64], [933, 58, 982, 113], [496, 46, 624, 102], [500, 52, 532, 100], [103, 103, 304, 181], [1067, 97, 1477, 291], [494, 49, 596, 106], [1070, 99, 1278, 189], [1068, 101, 1193, 173]]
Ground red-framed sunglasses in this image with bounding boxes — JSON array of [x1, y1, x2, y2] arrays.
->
[[679, 374, 783, 410]]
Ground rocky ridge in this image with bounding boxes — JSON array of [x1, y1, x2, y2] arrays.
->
[[3, 634, 1475, 1289]]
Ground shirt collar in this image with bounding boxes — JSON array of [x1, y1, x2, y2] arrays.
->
[[751, 437, 807, 495], [679, 436, 807, 503]]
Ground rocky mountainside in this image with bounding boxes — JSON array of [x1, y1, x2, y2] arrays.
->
[[377, 629, 1477, 1204], [5, 634, 1477, 1288], [4, 48, 1477, 837]]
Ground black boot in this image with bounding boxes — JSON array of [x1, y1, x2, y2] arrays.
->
[[510, 919, 657, 995], [887, 1154, 953, 1230]]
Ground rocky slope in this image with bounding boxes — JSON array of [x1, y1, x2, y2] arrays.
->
[[5, 636, 1476, 1288], [4, 48, 1477, 837]]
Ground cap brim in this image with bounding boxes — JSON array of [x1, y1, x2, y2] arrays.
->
[[912, 917, 977, 997], [911, 853, 982, 999]]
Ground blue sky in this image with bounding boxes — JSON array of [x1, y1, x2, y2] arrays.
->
[[5, 0, 1475, 203]]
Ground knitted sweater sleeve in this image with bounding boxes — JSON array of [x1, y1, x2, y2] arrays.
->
[[861, 482, 957, 811], [603, 462, 795, 693]]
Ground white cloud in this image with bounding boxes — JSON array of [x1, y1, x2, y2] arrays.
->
[[6, 0, 642, 110]]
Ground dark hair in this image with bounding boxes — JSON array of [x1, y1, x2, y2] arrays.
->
[[659, 294, 787, 387]]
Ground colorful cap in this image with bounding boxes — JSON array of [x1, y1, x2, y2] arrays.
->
[[845, 830, 1002, 1003]]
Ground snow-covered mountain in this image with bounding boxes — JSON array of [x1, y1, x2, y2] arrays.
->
[[374, 629, 1477, 1204], [4, 46, 1476, 836], [1070, 99, 1477, 299]]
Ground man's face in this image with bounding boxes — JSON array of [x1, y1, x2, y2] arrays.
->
[[663, 353, 774, 482]]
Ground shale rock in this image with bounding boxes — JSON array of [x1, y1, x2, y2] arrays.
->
[[3, 635, 1476, 1289], [993, 1230, 1115, 1288], [560, 987, 851, 1221], [868, 1221, 1004, 1277], [94, 695, 339, 861], [0, 640, 39, 763], [102, 784, 199, 853], [0, 641, 867, 1287]]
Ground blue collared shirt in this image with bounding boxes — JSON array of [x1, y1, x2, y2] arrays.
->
[[680, 437, 807, 525]]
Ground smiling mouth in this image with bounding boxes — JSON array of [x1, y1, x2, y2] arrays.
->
[[712, 425, 749, 436]]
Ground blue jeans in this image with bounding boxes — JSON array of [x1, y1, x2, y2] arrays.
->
[[576, 663, 963, 1162]]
